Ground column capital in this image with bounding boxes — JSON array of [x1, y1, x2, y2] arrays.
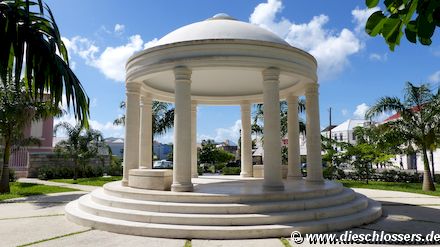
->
[[191, 103, 197, 112], [286, 94, 299, 105], [140, 93, 152, 106], [126, 83, 142, 94], [305, 83, 319, 95], [262, 67, 280, 82], [174, 66, 192, 82], [240, 101, 251, 110]]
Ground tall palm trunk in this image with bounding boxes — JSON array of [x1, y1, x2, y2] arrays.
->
[[0, 136, 11, 193], [73, 157, 78, 181], [422, 146, 436, 191], [430, 150, 435, 183]]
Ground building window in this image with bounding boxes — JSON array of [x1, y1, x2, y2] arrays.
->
[[339, 133, 343, 141], [352, 134, 356, 141], [30, 120, 43, 138]]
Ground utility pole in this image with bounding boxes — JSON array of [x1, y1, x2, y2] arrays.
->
[[328, 107, 332, 140]]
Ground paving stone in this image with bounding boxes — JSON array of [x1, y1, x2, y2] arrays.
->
[[0, 215, 89, 247], [192, 238, 284, 247], [33, 229, 186, 247], [0, 192, 86, 219]]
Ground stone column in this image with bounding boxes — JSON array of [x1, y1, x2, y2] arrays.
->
[[171, 66, 194, 192], [191, 102, 198, 178], [139, 92, 152, 169], [122, 83, 141, 186], [305, 83, 324, 183], [262, 68, 284, 190], [287, 94, 302, 180], [240, 102, 253, 177]]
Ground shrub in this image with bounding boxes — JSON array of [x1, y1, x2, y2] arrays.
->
[[37, 164, 105, 180], [214, 163, 225, 172], [222, 167, 241, 175], [38, 165, 56, 180], [107, 157, 123, 176], [9, 169, 17, 182], [197, 164, 204, 175]]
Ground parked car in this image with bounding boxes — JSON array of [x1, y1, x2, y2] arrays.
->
[[153, 160, 173, 169]]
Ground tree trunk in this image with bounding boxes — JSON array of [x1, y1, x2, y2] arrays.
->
[[0, 137, 11, 194], [430, 150, 435, 183], [73, 157, 78, 181], [422, 147, 436, 191]]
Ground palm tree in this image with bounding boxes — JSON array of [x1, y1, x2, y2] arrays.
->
[[366, 82, 440, 191], [253, 99, 306, 138], [54, 122, 107, 180], [113, 101, 175, 136], [0, 0, 89, 125], [0, 79, 60, 193]]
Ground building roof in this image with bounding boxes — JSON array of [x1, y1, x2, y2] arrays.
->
[[332, 119, 368, 132], [321, 125, 337, 132], [153, 13, 289, 48], [382, 105, 421, 123]]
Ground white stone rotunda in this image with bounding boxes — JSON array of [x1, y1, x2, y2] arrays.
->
[[66, 14, 382, 239]]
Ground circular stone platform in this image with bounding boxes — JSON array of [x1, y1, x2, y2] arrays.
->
[[65, 176, 382, 239]]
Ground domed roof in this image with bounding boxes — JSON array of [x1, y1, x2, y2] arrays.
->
[[153, 13, 289, 47]]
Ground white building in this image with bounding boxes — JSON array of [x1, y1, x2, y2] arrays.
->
[[327, 119, 371, 145], [382, 113, 440, 174]]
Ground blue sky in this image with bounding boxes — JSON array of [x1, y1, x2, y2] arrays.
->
[[48, 0, 440, 144]]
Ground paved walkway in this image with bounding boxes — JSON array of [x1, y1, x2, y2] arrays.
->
[[1, 179, 439, 246], [18, 178, 99, 192]]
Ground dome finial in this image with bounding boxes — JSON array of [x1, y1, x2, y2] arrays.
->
[[207, 13, 237, 21]]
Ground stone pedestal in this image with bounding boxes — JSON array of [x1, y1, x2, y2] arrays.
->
[[128, 169, 173, 191]]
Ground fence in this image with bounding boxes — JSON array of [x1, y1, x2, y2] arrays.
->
[[9, 147, 29, 171]]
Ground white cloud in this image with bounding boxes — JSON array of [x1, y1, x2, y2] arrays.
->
[[428, 70, 440, 83], [63, 35, 157, 82], [353, 103, 369, 119], [369, 52, 388, 61], [92, 35, 143, 81], [214, 120, 242, 142], [54, 113, 124, 139], [156, 133, 174, 144], [351, 6, 380, 34], [341, 109, 348, 116], [249, 0, 362, 80], [114, 24, 125, 34], [198, 120, 242, 143], [144, 38, 159, 49]]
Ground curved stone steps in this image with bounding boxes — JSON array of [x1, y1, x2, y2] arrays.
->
[[102, 181, 344, 203], [65, 198, 382, 239], [90, 187, 356, 214], [77, 193, 368, 226]]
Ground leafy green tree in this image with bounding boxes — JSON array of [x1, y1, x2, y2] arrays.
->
[[0, 0, 89, 125], [366, 82, 440, 191], [198, 140, 234, 165], [365, 0, 440, 50], [54, 122, 108, 180], [0, 79, 60, 193]]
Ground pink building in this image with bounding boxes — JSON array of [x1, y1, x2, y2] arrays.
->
[[9, 117, 54, 177]]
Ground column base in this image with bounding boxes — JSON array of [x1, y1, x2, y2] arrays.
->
[[263, 183, 285, 191], [305, 178, 325, 184], [287, 175, 303, 180], [240, 172, 253, 178], [171, 183, 194, 192], [121, 180, 129, 187]]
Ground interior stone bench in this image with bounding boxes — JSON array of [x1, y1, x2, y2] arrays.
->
[[128, 169, 173, 191]]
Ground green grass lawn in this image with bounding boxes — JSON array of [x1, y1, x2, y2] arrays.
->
[[340, 179, 440, 197], [0, 182, 78, 201], [51, 176, 122, 186]]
